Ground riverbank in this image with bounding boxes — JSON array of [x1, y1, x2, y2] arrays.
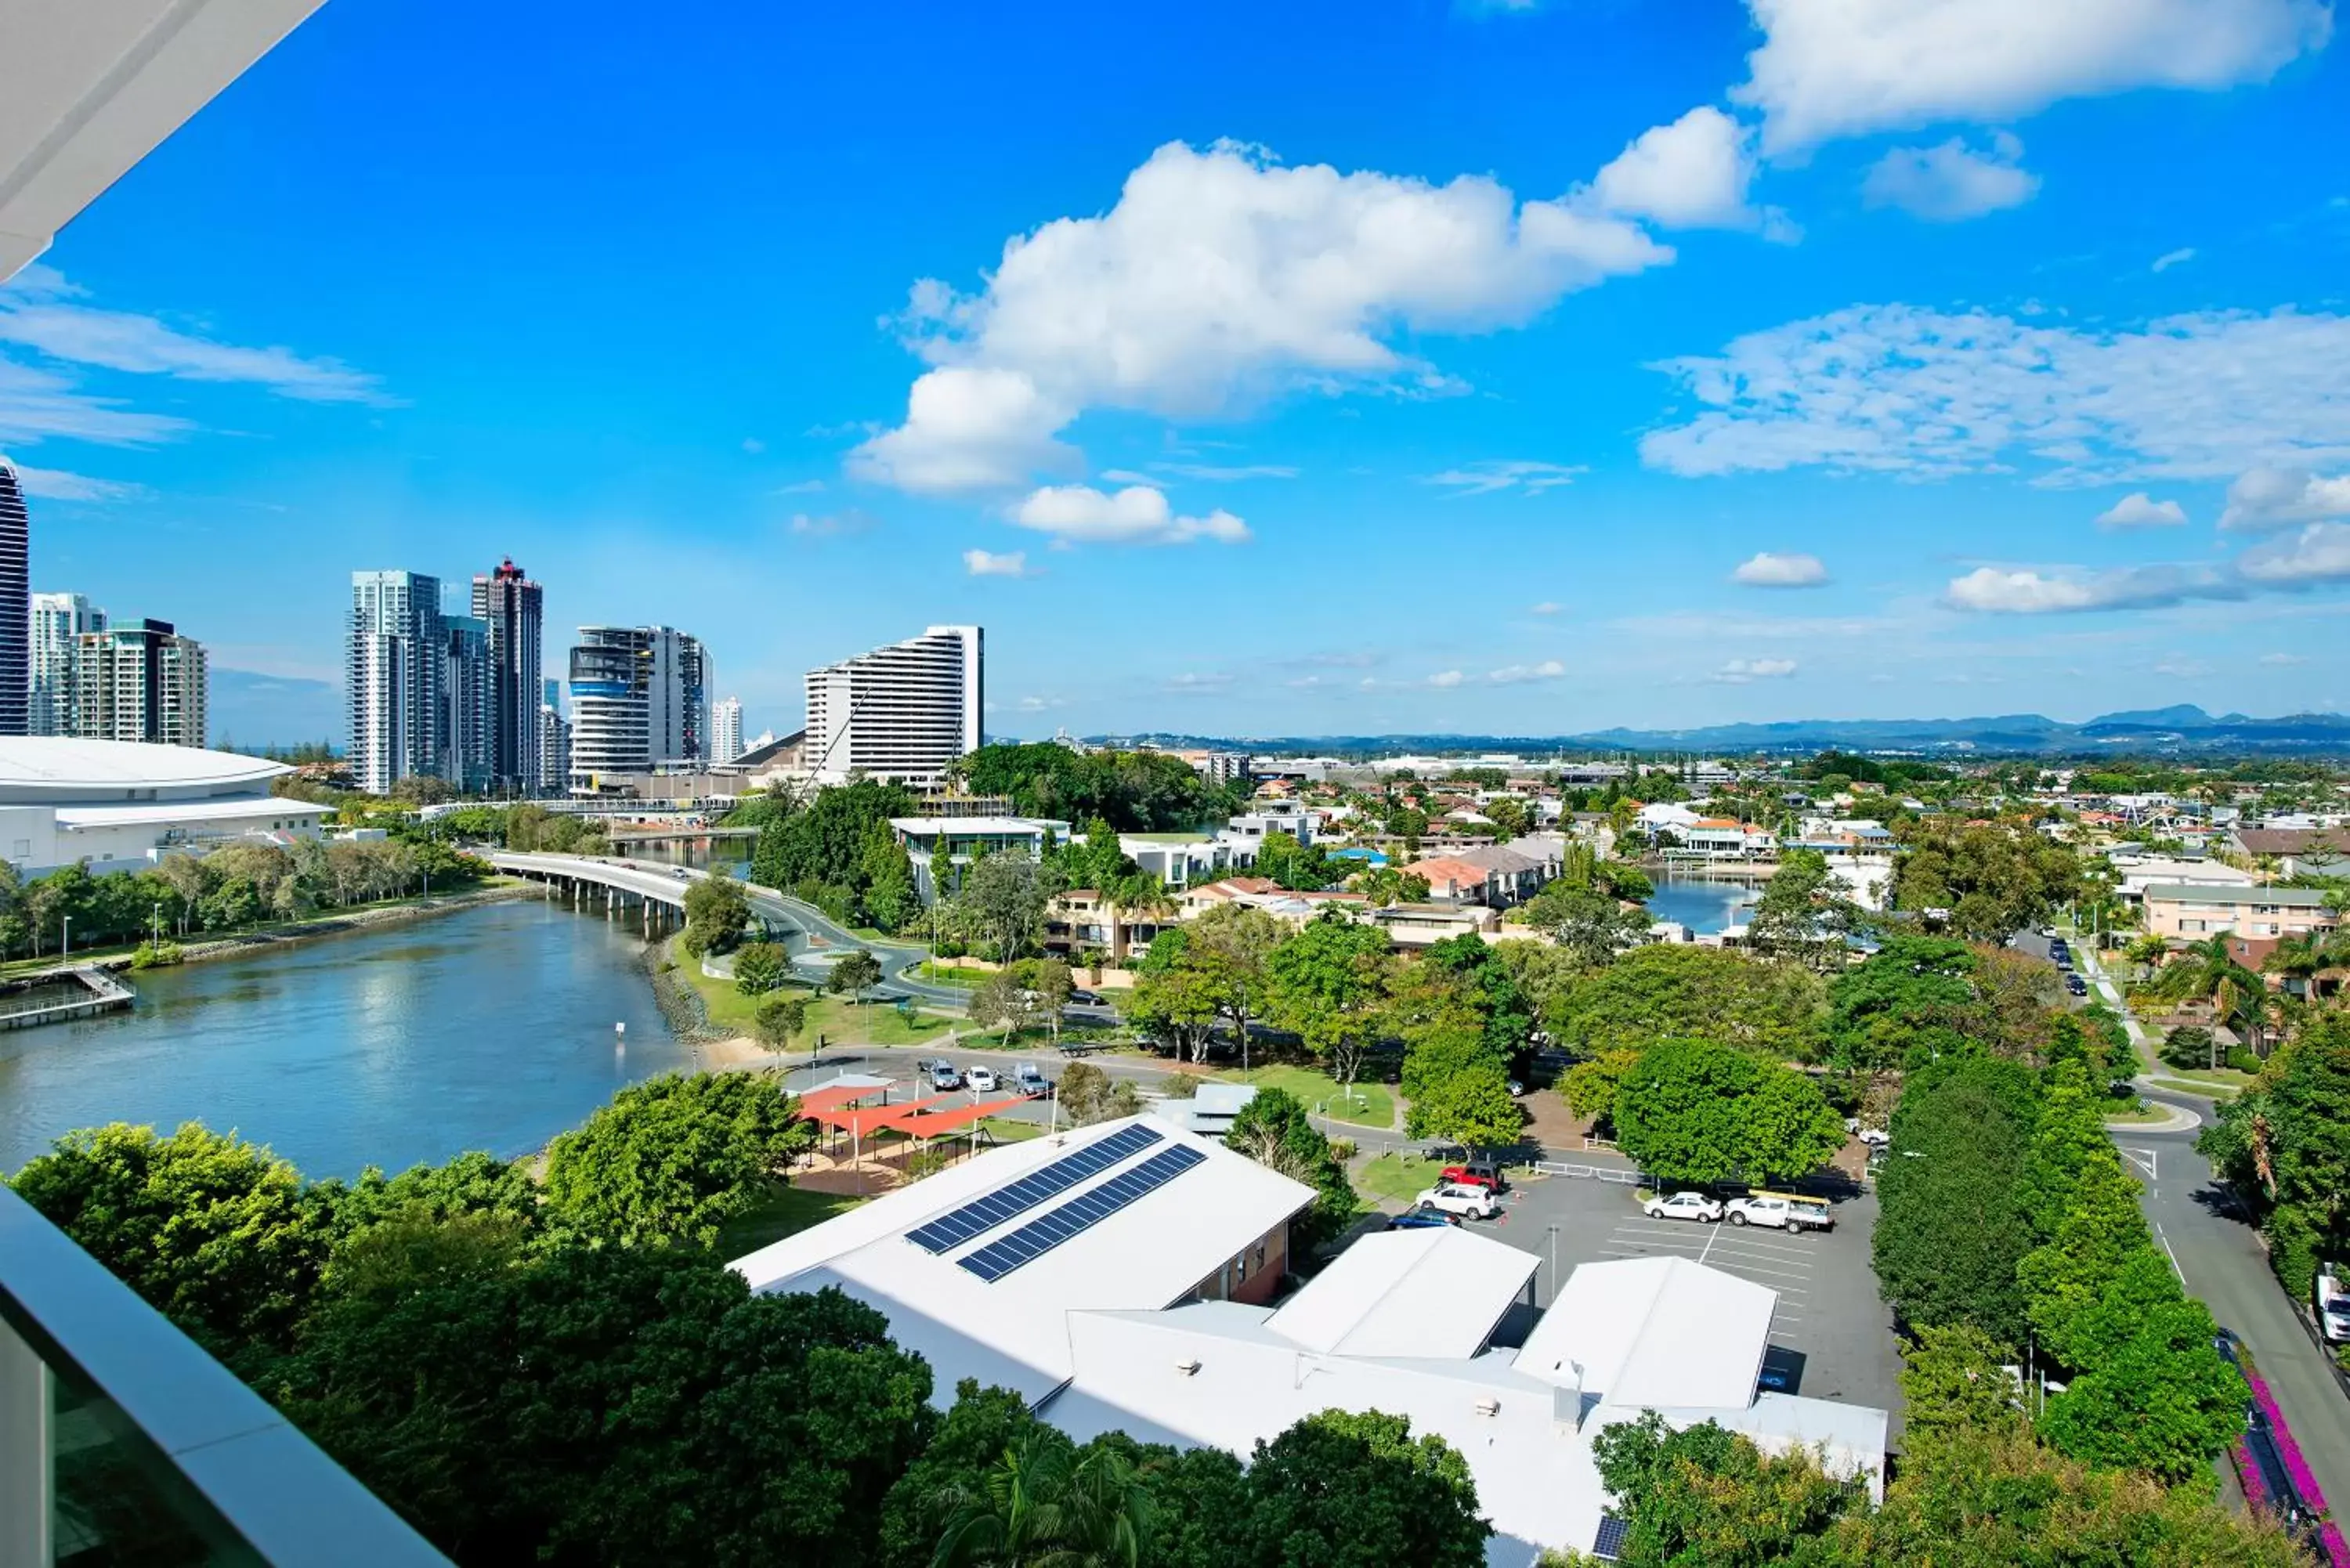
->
[[649, 933, 958, 1070], [0, 879, 540, 982]]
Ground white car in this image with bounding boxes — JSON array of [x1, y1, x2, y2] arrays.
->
[[1725, 1195, 1831, 1231], [1415, 1183, 1499, 1220], [1856, 1128, 1891, 1148], [967, 1066, 998, 1094], [1642, 1190, 1723, 1223]]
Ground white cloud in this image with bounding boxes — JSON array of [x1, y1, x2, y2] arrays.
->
[[2219, 467, 2350, 531], [4, 463, 145, 501], [790, 509, 876, 537], [1716, 656, 1799, 682], [740, 437, 766, 453], [2153, 656, 2211, 677], [0, 265, 385, 403], [0, 356, 189, 448], [1423, 460, 1587, 496], [962, 547, 1036, 577], [1732, 551, 1831, 587], [1735, 0, 2333, 153], [2261, 651, 2311, 665], [2153, 247, 2197, 273], [1427, 670, 1466, 688], [1944, 564, 2194, 612], [1530, 602, 1562, 615], [1015, 695, 1065, 712], [1166, 671, 1235, 692], [2095, 493, 2188, 529], [1860, 135, 2040, 222], [774, 478, 826, 494], [2238, 522, 2350, 583], [851, 139, 1671, 494], [1489, 659, 1567, 684], [1642, 304, 2350, 483], [1593, 107, 1791, 237], [1010, 483, 1249, 546]]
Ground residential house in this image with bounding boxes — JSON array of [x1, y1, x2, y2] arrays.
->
[[891, 815, 1072, 903], [2229, 827, 2350, 879], [2142, 884, 2341, 942]]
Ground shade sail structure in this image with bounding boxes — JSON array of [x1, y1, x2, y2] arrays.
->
[[891, 1096, 1036, 1139]]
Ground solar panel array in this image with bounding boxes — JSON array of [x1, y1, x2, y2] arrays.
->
[[906, 1122, 1162, 1255], [1591, 1515, 1629, 1562], [958, 1143, 1208, 1283]]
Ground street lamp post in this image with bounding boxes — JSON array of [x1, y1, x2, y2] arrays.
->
[[151, 903, 162, 948], [60, 915, 70, 961]]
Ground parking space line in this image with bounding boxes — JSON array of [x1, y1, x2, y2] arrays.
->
[[1705, 1233, 1817, 1257], [1703, 1254, 1813, 1281]]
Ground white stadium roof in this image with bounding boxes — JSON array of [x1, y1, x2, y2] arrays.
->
[[0, 739, 290, 799]]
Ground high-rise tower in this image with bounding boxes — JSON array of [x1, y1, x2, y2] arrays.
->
[[471, 559, 543, 795], [566, 625, 710, 787], [805, 625, 982, 787], [349, 570, 444, 793], [0, 463, 31, 735], [31, 591, 106, 736]]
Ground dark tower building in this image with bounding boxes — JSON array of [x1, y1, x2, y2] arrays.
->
[[471, 558, 544, 795], [0, 462, 30, 735]]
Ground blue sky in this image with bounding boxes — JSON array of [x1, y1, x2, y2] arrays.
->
[[3, 0, 2347, 745]]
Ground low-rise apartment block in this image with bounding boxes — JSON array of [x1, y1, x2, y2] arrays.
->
[[2142, 883, 2340, 941]]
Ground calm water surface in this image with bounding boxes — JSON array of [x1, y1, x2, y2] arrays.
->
[[1645, 876, 1762, 935], [0, 898, 693, 1179]]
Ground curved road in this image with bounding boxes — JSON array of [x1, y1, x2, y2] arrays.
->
[[489, 850, 971, 1006]]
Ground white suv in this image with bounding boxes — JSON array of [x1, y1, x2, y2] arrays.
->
[[1415, 1183, 1499, 1220], [1642, 1190, 1723, 1223]]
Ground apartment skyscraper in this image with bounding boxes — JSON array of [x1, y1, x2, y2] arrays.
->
[[443, 613, 493, 793], [566, 625, 710, 786], [0, 463, 30, 736], [349, 571, 445, 794], [31, 591, 106, 736], [471, 558, 543, 794], [74, 619, 206, 746], [538, 683, 570, 793], [713, 696, 743, 764], [806, 625, 982, 786]]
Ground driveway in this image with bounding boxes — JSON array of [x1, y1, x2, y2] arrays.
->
[[2124, 1089, 2350, 1523]]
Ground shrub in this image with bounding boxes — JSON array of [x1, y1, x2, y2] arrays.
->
[[2158, 1024, 2214, 1071], [1328, 1138, 1358, 1162], [2226, 1046, 2262, 1075]]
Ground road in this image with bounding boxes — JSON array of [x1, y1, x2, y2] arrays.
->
[[2125, 1091, 2350, 1526]]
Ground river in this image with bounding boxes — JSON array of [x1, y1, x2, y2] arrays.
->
[[1644, 875, 1762, 935], [0, 898, 695, 1180]]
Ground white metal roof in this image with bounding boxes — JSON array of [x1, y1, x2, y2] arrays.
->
[[55, 796, 328, 828], [1267, 1226, 1536, 1360], [731, 1116, 1315, 1404], [0, 739, 287, 799], [1, 0, 326, 279], [1514, 1255, 1773, 1410]]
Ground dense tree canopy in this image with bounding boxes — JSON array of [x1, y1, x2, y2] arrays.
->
[[1611, 1038, 1843, 1185], [1264, 910, 1394, 1089], [1871, 1053, 2041, 1343], [1889, 817, 2083, 940], [1224, 1086, 1356, 1251], [1549, 943, 1828, 1062], [541, 1072, 815, 1248], [1242, 1409, 1488, 1568], [747, 779, 920, 931], [2201, 1011, 2350, 1299], [957, 743, 1246, 830]]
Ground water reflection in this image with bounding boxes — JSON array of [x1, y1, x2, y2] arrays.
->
[[0, 899, 691, 1179]]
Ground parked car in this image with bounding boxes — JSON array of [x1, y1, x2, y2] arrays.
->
[[2317, 1265, 2350, 1344], [1013, 1063, 1052, 1098], [2066, 975, 2089, 996], [927, 1061, 962, 1091], [1068, 988, 1103, 1006], [1855, 1127, 1892, 1148], [1415, 1183, 1499, 1220], [1441, 1159, 1507, 1193], [1642, 1190, 1723, 1223], [1387, 1205, 1459, 1230], [967, 1066, 998, 1094], [1726, 1194, 1832, 1231]]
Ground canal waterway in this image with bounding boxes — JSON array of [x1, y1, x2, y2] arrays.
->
[[1644, 876, 1762, 935], [0, 898, 692, 1180]]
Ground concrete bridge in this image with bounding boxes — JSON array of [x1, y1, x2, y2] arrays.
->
[[486, 851, 971, 1005]]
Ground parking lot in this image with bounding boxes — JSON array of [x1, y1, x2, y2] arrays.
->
[[1476, 1169, 1906, 1437]]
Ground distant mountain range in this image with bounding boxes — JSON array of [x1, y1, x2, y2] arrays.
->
[[1092, 706, 2350, 758]]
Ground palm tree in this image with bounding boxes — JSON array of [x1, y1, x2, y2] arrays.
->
[[2266, 929, 2350, 1004], [2155, 931, 2270, 1061], [931, 1433, 1151, 1568]]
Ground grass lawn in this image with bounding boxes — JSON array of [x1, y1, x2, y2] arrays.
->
[[2148, 1064, 2256, 1089], [714, 1183, 864, 1255], [675, 956, 950, 1046], [913, 961, 987, 988], [1354, 1153, 1444, 1206], [2145, 1075, 2247, 1101], [1211, 1064, 1395, 1129], [979, 1116, 1046, 1143], [2099, 1098, 2168, 1122]]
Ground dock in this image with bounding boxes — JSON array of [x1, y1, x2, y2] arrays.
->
[[0, 965, 136, 1030]]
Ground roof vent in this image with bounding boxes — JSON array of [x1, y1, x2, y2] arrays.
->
[[1174, 1358, 1202, 1377], [1473, 1396, 1501, 1418]]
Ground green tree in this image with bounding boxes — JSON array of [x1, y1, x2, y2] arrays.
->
[[1889, 817, 2084, 940], [1826, 936, 1978, 1074], [2040, 1298, 2247, 1483], [1612, 1039, 1842, 1185], [1242, 1409, 1488, 1568], [1871, 1054, 2040, 1344], [681, 873, 752, 956], [1056, 1062, 1141, 1127], [1896, 1323, 2025, 1447], [1512, 881, 1648, 966], [2016, 1152, 2157, 1367], [830, 948, 886, 1003], [2153, 932, 2272, 1055], [732, 940, 791, 995], [8, 1122, 328, 1360], [1264, 909, 1394, 1091], [1746, 847, 1864, 971], [969, 966, 1035, 1042], [880, 1382, 1047, 1568], [1589, 1411, 1860, 1568], [953, 853, 1049, 962], [1420, 932, 1538, 1060], [1224, 1086, 1356, 1251], [1126, 929, 1223, 1061], [931, 1429, 1153, 1568], [1253, 830, 1338, 891], [541, 1072, 815, 1248], [754, 992, 812, 1057], [1030, 956, 1075, 1050], [1187, 902, 1286, 1064], [2200, 1013, 2350, 1298], [269, 1244, 933, 1567], [1547, 944, 1828, 1062]]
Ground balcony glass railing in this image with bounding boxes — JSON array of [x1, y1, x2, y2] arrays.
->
[[0, 1186, 450, 1567]]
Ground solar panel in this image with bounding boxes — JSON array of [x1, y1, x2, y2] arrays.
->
[[906, 1122, 1163, 1254], [1591, 1515, 1629, 1562], [958, 1143, 1207, 1283]]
